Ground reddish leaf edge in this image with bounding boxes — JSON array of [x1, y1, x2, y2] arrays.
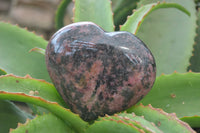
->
[[29, 47, 45, 55], [101, 113, 161, 133], [0, 91, 88, 133], [0, 74, 51, 85], [140, 71, 200, 128], [9, 113, 75, 133], [0, 74, 67, 107]]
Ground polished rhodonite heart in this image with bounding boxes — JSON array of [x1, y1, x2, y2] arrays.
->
[[45, 22, 156, 121]]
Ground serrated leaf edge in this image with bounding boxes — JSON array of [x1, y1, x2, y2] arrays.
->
[[93, 118, 145, 133], [120, 1, 190, 34], [158, 70, 195, 77], [106, 113, 162, 133], [187, 8, 200, 71], [0, 21, 46, 40], [9, 118, 32, 133], [0, 91, 88, 133], [136, 104, 196, 133], [0, 74, 52, 86]]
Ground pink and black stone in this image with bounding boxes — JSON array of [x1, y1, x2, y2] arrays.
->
[[45, 22, 156, 121]]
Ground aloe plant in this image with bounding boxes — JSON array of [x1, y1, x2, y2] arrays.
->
[[0, 0, 200, 132]]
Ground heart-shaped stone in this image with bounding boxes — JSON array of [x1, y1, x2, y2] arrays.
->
[[45, 22, 156, 121]]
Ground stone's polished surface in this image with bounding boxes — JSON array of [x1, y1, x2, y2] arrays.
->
[[45, 22, 156, 121]]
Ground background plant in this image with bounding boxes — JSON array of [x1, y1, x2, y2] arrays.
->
[[0, 0, 200, 133]]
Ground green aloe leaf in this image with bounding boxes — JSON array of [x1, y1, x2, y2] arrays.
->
[[87, 104, 195, 133], [188, 9, 200, 72], [73, 0, 114, 31], [181, 116, 200, 128], [85, 120, 142, 133], [10, 113, 75, 133], [120, 2, 190, 34], [55, 0, 72, 30], [127, 104, 195, 133], [0, 22, 51, 82], [112, 0, 139, 30], [117, 113, 163, 133], [99, 113, 162, 133], [0, 74, 66, 107], [0, 92, 88, 133], [111, 0, 124, 11], [0, 100, 30, 133], [135, 0, 196, 75], [135, 72, 200, 127], [27, 103, 49, 115], [0, 68, 6, 75]]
